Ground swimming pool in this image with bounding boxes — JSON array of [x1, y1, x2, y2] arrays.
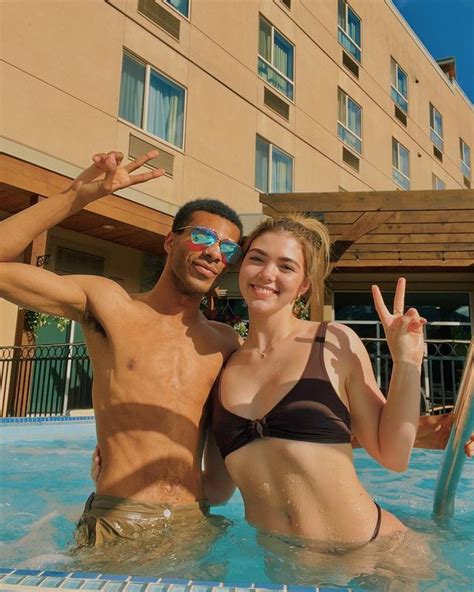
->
[[1, 418, 473, 591]]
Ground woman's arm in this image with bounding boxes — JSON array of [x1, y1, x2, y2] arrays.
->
[[344, 278, 426, 472]]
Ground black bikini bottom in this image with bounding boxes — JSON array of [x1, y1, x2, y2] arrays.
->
[[370, 501, 382, 542]]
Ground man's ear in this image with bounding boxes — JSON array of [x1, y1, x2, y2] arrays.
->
[[164, 231, 174, 254]]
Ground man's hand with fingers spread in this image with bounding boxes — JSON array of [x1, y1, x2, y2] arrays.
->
[[69, 150, 165, 202]]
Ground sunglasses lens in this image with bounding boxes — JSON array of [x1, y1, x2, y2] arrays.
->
[[190, 227, 216, 246], [221, 242, 242, 264]]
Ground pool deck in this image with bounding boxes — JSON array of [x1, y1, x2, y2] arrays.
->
[[0, 568, 358, 592]]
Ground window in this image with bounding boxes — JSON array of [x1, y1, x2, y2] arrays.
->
[[392, 138, 410, 190], [460, 138, 471, 178], [338, 89, 362, 154], [55, 248, 105, 276], [258, 16, 294, 100], [338, 0, 361, 63], [429, 104, 443, 152], [391, 58, 408, 114], [255, 136, 293, 193], [119, 52, 185, 149], [432, 174, 445, 190], [164, 0, 189, 18]]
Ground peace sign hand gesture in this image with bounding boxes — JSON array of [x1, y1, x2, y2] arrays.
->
[[69, 150, 165, 202], [372, 278, 427, 366]]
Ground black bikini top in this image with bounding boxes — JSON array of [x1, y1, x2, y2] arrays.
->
[[211, 322, 352, 459]]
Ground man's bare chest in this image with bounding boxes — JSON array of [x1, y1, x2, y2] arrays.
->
[[87, 318, 225, 404]]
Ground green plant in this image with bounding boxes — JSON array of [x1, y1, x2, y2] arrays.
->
[[293, 296, 310, 320], [24, 310, 71, 340], [233, 320, 249, 338]]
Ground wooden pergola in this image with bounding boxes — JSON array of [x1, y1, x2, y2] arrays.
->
[[260, 189, 474, 270], [260, 189, 474, 319]]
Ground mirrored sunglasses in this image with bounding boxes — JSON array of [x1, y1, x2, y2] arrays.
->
[[177, 225, 242, 265]]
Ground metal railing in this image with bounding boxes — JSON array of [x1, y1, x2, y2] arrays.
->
[[362, 337, 470, 414], [0, 343, 92, 417], [0, 336, 470, 417]]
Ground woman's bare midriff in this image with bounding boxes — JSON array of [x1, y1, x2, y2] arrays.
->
[[225, 438, 406, 545]]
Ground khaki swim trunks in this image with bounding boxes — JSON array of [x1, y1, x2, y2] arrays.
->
[[75, 493, 211, 547]]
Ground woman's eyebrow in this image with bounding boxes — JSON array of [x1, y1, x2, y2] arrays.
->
[[248, 248, 301, 267]]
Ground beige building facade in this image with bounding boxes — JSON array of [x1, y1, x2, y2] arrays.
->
[[1, 0, 473, 347]]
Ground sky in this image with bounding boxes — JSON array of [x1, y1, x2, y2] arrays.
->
[[392, 0, 474, 103]]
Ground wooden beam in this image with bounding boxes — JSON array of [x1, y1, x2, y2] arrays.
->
[[342, 233, 474, 245], [340, 251, 474, 260], [324, 210, 474, 224], [341, 242, 474, 253], [260, 189, 474, 212], [0, 155, 173, 236], [333, 259, 473, 268], [328, 222, 474, 235]]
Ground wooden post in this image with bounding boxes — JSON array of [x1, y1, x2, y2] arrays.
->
[[8, 196, 48, 416], [309, 281, 325, 322]]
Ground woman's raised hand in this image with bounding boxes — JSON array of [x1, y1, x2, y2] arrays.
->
[[372, 278, 427, 366]]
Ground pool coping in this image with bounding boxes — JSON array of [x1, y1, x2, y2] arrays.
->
[[0, 417, 360, 592], [0, 416, 95, 425], [0, 568, 359, 592]]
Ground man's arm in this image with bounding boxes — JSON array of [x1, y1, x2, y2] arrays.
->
[[202, 431, 236, 505], [0, 151, 163, 318]]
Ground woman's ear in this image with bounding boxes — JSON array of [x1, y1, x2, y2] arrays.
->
[[297, 278, 311, 298]]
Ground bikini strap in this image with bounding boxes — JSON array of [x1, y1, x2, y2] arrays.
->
[[315, 321, 328, 343]]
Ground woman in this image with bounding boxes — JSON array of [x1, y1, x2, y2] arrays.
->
[[205, 215, 443, 547]]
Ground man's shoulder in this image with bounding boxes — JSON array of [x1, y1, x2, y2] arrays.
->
[[78, 276, 131, 333], [206, 320, 242, 354]]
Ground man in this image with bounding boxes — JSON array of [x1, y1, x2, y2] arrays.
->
[[0, 150, 242, 545]]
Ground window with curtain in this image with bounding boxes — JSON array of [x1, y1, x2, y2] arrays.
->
[[337, 88, 362, 154], [429, 104, 444, 152], [255, 136, 293, 193], [165, 0, 189, 18], [391, 58, 408, 114], [432, 174, 445, 190], [119, 52, 186, 149], [338, 0, 361, 62], [258, 16, 294, 100], [392, 138, 410, 190], [460, 138, 471, 178]]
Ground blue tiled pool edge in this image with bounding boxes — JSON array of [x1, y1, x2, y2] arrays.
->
[[0, 415, 94, 425], [0, 417, 360, 592], [0, 568, 358, 592]]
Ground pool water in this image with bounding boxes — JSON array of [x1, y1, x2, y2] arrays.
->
[[0, 420, 473, 591]]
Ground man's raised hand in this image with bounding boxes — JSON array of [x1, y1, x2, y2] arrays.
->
[[69, 150, 166, 201]]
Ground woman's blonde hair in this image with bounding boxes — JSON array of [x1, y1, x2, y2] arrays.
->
[[243, 215, 331, 310]]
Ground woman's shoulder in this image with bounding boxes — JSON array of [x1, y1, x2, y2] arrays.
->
[[322, 321, 366, 354]]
